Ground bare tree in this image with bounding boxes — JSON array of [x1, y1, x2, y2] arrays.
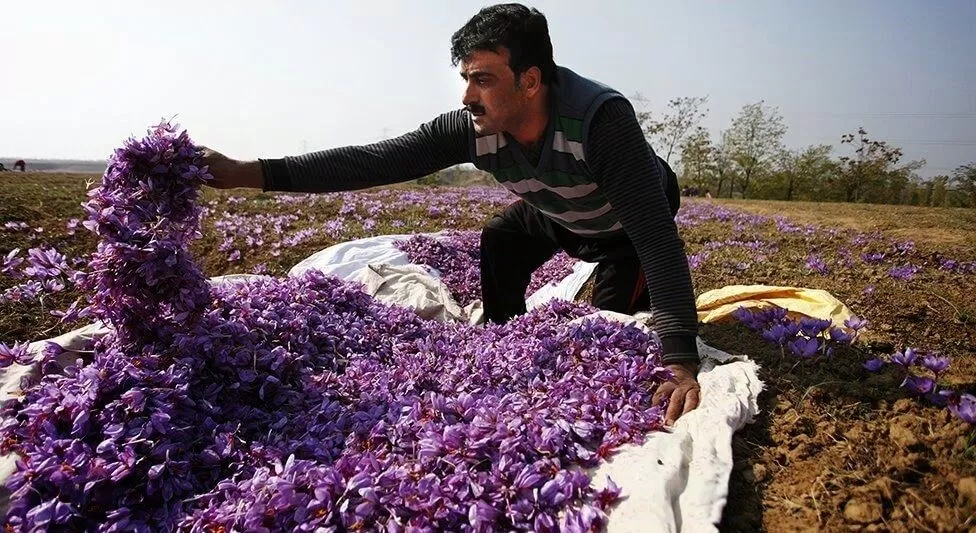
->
[[837, 127, 904, 203], [630, 94, 708, 165], [654, 96, 709, 164], [629, 92, 663, 139]]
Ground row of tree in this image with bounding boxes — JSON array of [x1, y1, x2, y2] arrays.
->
[[635, 96, 976, 208]]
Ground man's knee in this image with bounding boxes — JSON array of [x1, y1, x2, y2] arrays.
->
[[480, 223, 509, 264], [482, 213, 509, 234], [481, 200, 531, 253]]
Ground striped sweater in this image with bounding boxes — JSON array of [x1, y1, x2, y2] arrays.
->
[[471, 67, 626, 238], [260, 91, 700, 364]]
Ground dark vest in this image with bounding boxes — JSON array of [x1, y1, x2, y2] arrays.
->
[[469, 66, 627, 237]]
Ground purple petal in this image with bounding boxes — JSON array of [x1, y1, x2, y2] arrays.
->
[[862, 358, 885, 372]]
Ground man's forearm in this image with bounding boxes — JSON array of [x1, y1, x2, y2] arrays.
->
[[259, 110, 473, 194], [587, 99, 701, 365], [227, 160, 264, 189]]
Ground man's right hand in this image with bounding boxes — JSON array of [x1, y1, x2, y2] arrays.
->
[[198, 147, 265, 190]]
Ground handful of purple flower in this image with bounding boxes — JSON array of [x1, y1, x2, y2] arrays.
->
[[1, 273, 669, 530], [77, 121, 213, 345]]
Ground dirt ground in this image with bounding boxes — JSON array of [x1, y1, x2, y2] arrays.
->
[[687, 199, 976, 532]]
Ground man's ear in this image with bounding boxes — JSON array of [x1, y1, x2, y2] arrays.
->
[[519, 66, 543, 97]]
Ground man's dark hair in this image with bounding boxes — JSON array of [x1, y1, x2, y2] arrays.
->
[[450, 3, 557, 86]]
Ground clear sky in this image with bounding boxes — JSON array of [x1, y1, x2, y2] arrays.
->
[[3, 0, 974, 177]]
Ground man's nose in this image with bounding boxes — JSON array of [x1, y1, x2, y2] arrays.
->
[[462, 82, 478, 107]]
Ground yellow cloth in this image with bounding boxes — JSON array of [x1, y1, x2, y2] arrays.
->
[[696, 284, 857, 330]]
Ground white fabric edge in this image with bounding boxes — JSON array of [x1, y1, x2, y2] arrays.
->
[[286, 233, 597, 310], [287, 232, 449, 281], [525, 259, 599, 310], [572, 312, 763, 533]]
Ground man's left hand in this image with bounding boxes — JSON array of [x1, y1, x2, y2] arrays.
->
[[652, 361, 701, 426]]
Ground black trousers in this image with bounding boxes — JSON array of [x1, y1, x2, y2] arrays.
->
[[480, 157, 680, 324], [480, 200, 652, 324]]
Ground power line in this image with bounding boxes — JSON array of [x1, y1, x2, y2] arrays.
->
[[791, 137, 976, 147], [886, 140, 976, 146], [787, 112, 976, 119]]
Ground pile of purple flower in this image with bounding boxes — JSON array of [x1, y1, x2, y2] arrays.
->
[[394, 232, 579, 307], [394, 232, 482, 307], [0, 124, 672, 531]]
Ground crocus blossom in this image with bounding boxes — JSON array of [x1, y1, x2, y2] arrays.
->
[[890, 348, 918, 367], [919, 354, 951, 375], [948, 394, 976, 424], [77, 121, 213, 345], [862, 358, 884, 372], [901, 375, 936, 396]]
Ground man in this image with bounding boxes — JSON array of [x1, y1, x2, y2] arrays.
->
[[202, 3, 701, 424]]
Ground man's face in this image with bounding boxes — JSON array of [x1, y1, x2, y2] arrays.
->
[[459, 47, 528, 135]]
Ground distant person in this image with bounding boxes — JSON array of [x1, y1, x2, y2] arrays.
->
[[13, 160, 25, 172], [200, 3, 701, 424]]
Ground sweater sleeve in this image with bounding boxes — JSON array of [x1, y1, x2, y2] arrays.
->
[[259, 109, 473, 193], [586, 98, 701, 364]]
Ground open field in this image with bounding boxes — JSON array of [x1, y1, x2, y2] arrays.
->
[[1, 172, 975, 531]]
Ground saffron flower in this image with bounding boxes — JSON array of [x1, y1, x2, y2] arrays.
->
[[890, 348, 918, 367], [901, 375, 936, 396], [77, 121, 213, 345], [761, 323, 790, 346], [862, 358, 884, 372], [844, 315, 869, 331], [827, 327, 854, 344], [887, 265, 920, 281], [799, 317, 831, 338], [788, 337, 820, 358], [948, 394, 976, 424], [919, 354, 951, 375], [805, 254, 829, 274], [2, 248, 24, 276]]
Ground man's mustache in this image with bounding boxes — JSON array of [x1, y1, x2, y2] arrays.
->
[[466, 105, 486, 115]]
